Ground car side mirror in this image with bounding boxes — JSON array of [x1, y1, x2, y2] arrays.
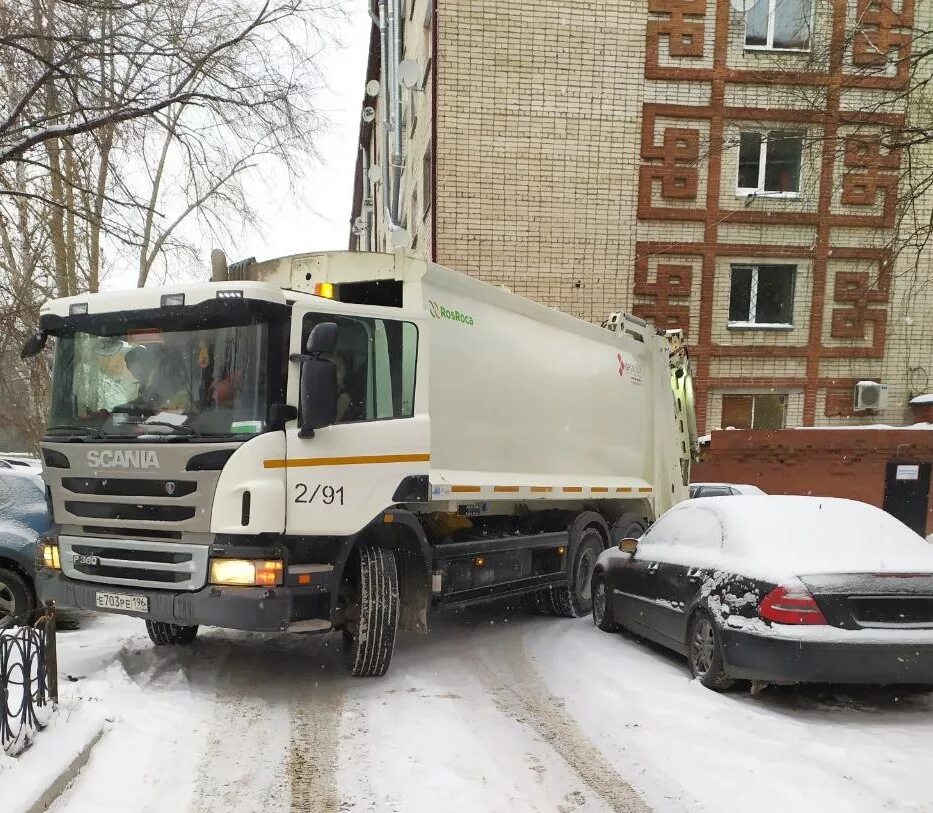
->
[[298, 358, 337, 439], [619, 538, 638, 555], [306, 322, 338, 355], [21, 330, 48, 360]]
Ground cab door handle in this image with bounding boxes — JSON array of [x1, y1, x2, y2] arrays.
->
[[647, 562, 660, 575], [686, 568, 702, 583]]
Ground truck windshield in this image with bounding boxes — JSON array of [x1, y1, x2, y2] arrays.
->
[[48, 319, 270, 439]]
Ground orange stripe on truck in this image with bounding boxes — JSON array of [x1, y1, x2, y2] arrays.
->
[[493, 486, 520, 493], [264, 453, 430, 469], [451, 485, 482, 493]]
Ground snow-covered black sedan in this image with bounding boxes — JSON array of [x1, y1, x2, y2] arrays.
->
[[592, 496, 933, 690]]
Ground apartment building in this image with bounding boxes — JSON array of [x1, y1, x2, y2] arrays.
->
[[350, 0, 933, 433]]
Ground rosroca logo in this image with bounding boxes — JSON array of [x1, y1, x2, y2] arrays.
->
[[427, 299, 474, 326]]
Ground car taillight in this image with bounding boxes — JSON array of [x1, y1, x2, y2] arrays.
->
[[758, 584, 828, 625]]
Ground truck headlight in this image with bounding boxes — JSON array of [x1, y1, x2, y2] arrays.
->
[[209, 559, 283, 587], [40, 541, 61, 570]]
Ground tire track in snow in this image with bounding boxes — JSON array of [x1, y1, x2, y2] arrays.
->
[[289, 666, 346, 813], [473, 629, 652, 813], [185, 636, 297, 813]]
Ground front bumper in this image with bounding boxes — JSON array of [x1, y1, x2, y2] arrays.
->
[[720, 627, 933, 685], [37, 569, 334, 633]]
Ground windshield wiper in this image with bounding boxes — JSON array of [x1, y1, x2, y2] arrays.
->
[[136, 421, 198, 436], [46, 424, 103, 438]]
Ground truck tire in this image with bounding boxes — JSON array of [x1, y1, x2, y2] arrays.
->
[[345, 544, 399, 678], [0, 567, 34, 625], [145, 620, 199, 646], [545, 527, 604, 618], [611, 513, 647, 545]]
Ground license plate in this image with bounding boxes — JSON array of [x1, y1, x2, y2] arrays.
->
[[95, 591, 149, 613]]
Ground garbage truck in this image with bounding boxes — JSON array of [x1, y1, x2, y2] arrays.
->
[[27, 250, 696, 676]]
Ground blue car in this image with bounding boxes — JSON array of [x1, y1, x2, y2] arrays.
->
[[0, 463, 51, 625]]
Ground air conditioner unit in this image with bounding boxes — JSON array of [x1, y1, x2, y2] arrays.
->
[[854, 381, 889, 411]]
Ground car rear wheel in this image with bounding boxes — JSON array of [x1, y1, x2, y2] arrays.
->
[[688, 611, 734, 691], [592, 574, 620, 633], [0, 567, 34, 625], [145, 620, 199, 646]]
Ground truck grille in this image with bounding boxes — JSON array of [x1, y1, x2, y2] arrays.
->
[[62, 478, 197, 498], [58, 535, 209, 591], [65, 501, 196, 522]]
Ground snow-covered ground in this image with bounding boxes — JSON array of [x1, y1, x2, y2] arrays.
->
[[13, 605, 933, 813]]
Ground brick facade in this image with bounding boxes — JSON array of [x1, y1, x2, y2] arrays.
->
[[351, 1, 933, 433]]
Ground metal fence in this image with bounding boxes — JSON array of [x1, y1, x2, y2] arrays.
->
[[0, 602, 58, 755]]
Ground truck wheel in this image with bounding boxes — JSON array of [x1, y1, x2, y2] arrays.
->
[[0, 567, 34, 625], [687, 610, 734, 691], [344, 544, 399, 678], [611, 513, 646, 545], [145, 620, 199, 646], [547, 527, 604, 618]]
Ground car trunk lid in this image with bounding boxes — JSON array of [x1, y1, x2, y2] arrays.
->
[[800, 573, 933, 630]]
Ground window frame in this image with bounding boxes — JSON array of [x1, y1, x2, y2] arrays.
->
[[300, 312, 420, 425], [728, 263, 797, 329], [721, 393, 789, 430], [744, 0, 813, 53], [735, 130, 804, 198]]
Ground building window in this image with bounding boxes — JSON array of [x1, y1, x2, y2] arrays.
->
[[422, 141, 432, 218], [745, 0, 811, 51], [721, 394, 788, 430], [737, 131, 803, 196], [729, 264, 796, 327]]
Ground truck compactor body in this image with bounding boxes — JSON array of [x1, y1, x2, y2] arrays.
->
[[31, 251, 695, 675]]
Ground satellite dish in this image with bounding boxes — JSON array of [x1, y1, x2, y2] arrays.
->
[[366, 79, 380, 97], [353, 216, 365, 231], [390, 227, 410, 249], [361, 106, 376, 124], [397, 59, 422, 89], [729, 0, 756, 11], [368, 165, 382, 184]]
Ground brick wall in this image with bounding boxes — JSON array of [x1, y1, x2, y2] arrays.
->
[[356, 1, 933, 434], [693, 428, 933, 534]]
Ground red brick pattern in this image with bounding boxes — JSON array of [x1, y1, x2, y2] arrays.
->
[[632, 262, 694, 335], [853, 0, 914, 67], [841, 135, 900, 209], [646, 0, 707, 59], [637, 0, 916, 431]]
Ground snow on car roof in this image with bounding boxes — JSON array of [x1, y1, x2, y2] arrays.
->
[[664, 496, 933, 582]]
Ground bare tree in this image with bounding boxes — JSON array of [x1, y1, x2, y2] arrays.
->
[[0, 0, 340, 450]]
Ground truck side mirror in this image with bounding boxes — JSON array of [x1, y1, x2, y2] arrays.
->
[[299, 358, 337, 439], [306, 322, 338, 355], [267, 403, 297, 431], [21, 331, 48, 360]]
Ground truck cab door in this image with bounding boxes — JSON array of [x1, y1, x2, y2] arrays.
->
[[282, 305, 429, 537]]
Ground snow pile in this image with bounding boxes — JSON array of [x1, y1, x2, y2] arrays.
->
[[910, 393, 933, 405], [651, 496, 933, 582]]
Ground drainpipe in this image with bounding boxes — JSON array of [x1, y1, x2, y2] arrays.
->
[[389, 0, 403, 222], [360, 146, 372, 251], [377, 0, 397, 235]]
